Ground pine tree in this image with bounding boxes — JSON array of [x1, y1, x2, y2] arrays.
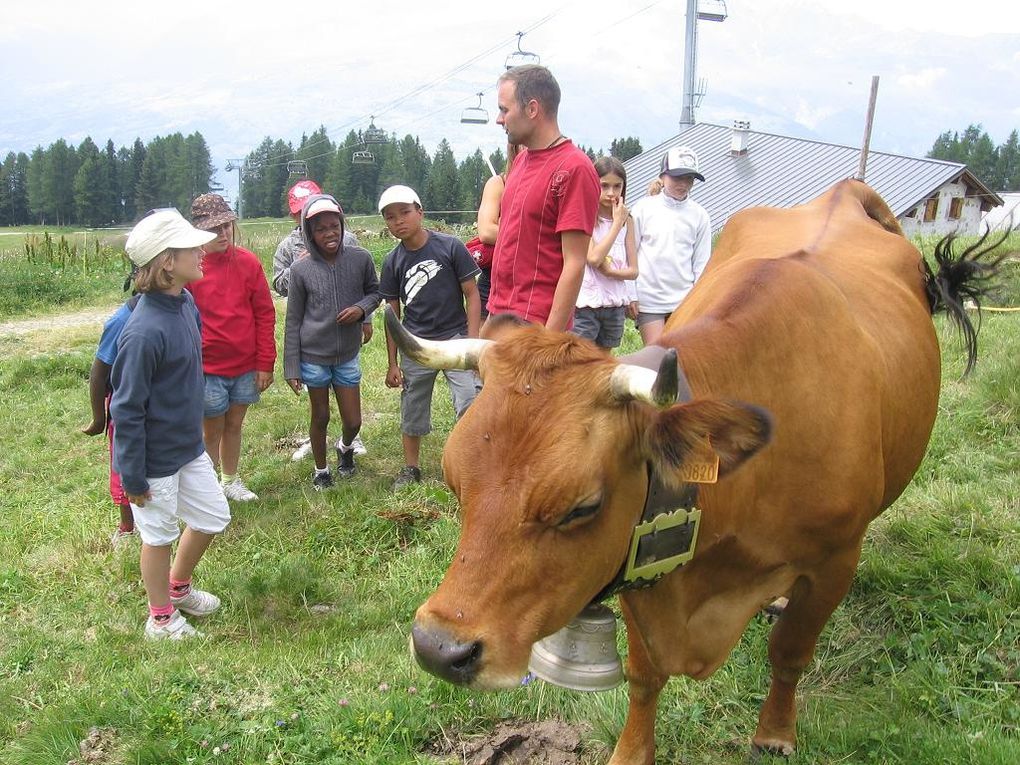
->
[[27, 147, 46, 224], [12, 152, 30, 224], [298, 126, 334, 187], [73, 137, 111, 226], [0, 153, 13, 225], [399, 135, 432, 196], [993, 130, 1020, 192], [43, 139, 79, 225], [457, 149, 489, 222], [136, 137, 171, 214], [609, 137, 643, 161], [425, 139, 458, 217]]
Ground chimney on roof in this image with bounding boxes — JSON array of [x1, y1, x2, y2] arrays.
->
[[731, 120, 750, 156]]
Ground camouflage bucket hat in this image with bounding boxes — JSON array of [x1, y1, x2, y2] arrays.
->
[[190, 193, 238, 231]]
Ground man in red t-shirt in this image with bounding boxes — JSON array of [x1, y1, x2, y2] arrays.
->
[[487, 65, 600, 331]]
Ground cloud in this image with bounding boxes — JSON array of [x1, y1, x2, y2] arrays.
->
[[896, 67, 947, 90]]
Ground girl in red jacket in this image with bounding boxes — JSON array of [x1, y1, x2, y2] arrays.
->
[[189, 194, 277, 501]]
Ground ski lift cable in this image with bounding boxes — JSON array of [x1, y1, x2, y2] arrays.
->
[[387, 1, 664, 135], [252, 14, 561, 170]]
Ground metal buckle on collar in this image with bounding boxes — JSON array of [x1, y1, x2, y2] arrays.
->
[[623, 506, 701, 587]]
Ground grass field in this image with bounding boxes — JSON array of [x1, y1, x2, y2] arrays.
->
[[0, 223, 1017, 764]]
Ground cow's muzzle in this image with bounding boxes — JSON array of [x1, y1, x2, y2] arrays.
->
[[410, 622, 482, 686]]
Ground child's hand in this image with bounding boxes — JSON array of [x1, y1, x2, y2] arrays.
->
[[286, 378, 303, 395], [256, 371, 274, 392], [127, 491, 151, 507], [81, 418, 106, 436], [337, 306, 365, 325], [612, 197, 630, 225], [626, 301, 639, 320], [362, 323, 374, 345], [385, 364, 403, 389]]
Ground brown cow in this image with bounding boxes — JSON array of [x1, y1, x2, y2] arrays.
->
[[391, 180, 1004, 763]]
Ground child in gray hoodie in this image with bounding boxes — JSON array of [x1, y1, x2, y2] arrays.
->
[[283, 194, 380, 488]]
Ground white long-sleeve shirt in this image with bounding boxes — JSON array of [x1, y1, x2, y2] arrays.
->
[[631, 192, 711, 313]]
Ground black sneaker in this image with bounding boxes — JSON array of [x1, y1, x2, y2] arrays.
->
[[312, 469, 334, 491], [336, 443, 357, 479], [391, 465, 422, 490]]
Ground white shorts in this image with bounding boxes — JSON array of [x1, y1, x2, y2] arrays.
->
[[131, 452, 231, 546]]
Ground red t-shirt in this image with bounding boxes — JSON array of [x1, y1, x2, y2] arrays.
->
[[188, 245, 277, 377], [487, 140, 600, 325]]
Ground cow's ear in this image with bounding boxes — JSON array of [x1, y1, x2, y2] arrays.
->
[[647, 399, 772, 489]]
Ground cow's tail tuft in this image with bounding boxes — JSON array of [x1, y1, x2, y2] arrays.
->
[[922, 227, 1012, 375]]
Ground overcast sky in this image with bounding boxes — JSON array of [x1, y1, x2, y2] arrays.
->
[[3, 0, 1019, 195]]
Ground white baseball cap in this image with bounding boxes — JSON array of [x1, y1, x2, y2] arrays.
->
[[378, 185, 421, 212], [125, 209, 216, 267], [659, 146, 705, 182], [304, 196, 343, 219]]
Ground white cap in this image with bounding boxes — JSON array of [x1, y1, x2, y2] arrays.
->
[[378, 185, 421, 212], [304, 197, 343, 218], [659, 146, 705, 182], [125, 209, 216, 267]]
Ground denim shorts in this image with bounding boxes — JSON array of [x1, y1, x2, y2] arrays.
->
[[300, 357, 362, 389], [572, 305, 626, 348], [204, 371, 259, 417]]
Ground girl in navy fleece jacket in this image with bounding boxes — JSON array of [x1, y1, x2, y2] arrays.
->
[[111, 209, 232, 640]]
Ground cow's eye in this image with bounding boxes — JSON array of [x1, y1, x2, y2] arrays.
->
[[558, 498, 602, 527]]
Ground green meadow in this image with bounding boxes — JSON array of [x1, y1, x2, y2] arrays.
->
[[0, 224, 1017, 764]]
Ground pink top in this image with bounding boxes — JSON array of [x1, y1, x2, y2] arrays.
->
[[576, 216, 631, 309]]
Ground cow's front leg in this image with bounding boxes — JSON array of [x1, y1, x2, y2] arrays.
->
[[753, 554, 858, 756], [608, 600, 666, 765]]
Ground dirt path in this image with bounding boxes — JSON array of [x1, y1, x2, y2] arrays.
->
[[0, 306, 117, 337], [0, 295, 290, 338]]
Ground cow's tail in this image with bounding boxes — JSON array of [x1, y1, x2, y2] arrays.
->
[[922, 227, 1012, 375]]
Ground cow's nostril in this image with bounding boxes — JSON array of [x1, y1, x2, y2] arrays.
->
[[412, 622, 482, 685]]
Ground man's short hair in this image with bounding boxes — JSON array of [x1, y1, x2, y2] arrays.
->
[[499, 64, 561, 119]]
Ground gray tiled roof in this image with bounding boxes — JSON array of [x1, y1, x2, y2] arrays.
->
[[624, 123, 1003, 232]]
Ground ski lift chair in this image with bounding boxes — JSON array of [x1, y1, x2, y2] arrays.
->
[[352, 150, 375, 165], [287, 159, 308, 178], [696, 0, 728, 22], [504, 31, 540, 70], [364, 116, 388, 144], [460, 92, 489, 125]]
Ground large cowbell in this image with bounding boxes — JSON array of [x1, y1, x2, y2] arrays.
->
[[527, 604, 624, 692]]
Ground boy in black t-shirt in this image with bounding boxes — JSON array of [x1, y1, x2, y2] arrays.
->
[[378, 185, 481, 489]]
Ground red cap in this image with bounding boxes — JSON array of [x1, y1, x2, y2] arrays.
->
[[287, 180, 322, 214]]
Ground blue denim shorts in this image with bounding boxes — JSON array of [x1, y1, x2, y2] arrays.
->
[[572, 305, 626, 349], [300, 357, 362, 389], [204, 371, 259, 417]]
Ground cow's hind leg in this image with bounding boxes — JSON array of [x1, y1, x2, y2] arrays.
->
[[609, 600, 667, 765], [753, 553, 860, 756]]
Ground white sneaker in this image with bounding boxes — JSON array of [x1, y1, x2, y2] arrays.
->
[[145, 609, 201, 640], [291, 437, 313, 462], [170, 588, 221, 616], [222, 478, 258, 502], [337, 434, 367, 456]]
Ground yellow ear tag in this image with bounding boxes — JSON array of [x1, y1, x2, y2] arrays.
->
[[678, 439, 719, 484]]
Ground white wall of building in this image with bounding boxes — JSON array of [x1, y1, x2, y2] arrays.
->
[[899, 180, 984, 237]]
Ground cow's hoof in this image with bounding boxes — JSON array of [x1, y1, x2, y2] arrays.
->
[[749, 737, 795, 758]]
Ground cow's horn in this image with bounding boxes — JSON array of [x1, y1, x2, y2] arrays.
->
[[609, 348, 679, 407], [383, 304, 491, 370]]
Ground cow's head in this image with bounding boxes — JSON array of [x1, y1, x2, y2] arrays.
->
[[389, 310, 771, 689]]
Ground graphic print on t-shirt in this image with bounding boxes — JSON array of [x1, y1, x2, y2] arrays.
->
[[404, 260, 443, 305]]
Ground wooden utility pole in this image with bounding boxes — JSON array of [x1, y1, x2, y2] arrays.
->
[[856, 76, 880, 182]]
